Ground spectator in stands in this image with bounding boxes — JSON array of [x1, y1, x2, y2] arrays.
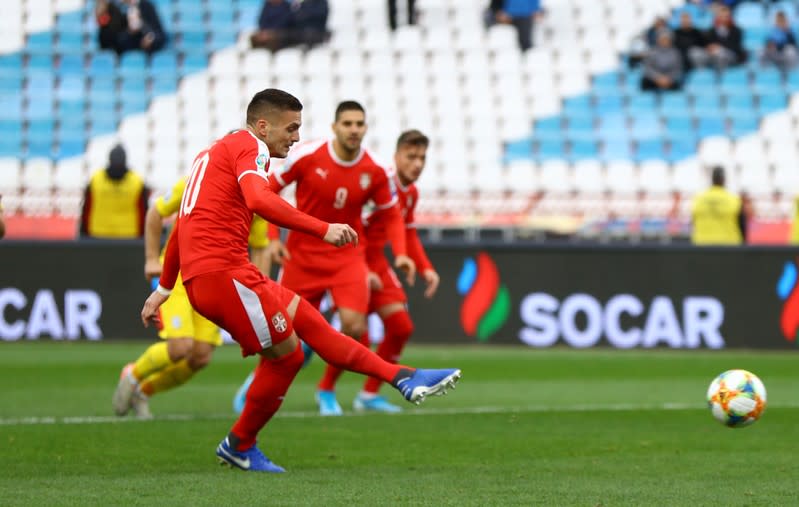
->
[[761, 11, 798, 73], [114, 0, 167, 55], [0, 195, 5, 239], [491, 0, 543, 52], [691, 166, 744, 245], [628, 17, 670, 68], [95, 0, 126, 52], [689, 5, 746, 70], [674, 12, 705, 70], [251, 0, 329, 51], [79, 144, 151, 240], [388, 0, 416, 31], [641, 31, 684, 91]]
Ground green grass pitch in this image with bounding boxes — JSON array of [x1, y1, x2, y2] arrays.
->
[[1, 342, 798, 506]]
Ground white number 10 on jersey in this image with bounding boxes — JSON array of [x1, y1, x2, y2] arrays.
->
[[180, 152, 210, 216]]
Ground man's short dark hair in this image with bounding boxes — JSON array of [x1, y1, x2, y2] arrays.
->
[[246, 89, 303, 126], [334, 100, 365, 122], [396, 129, 429, 151], [711, 166, 725, 186]]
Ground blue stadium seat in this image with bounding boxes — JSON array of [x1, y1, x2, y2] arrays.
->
[[697, 115, 727, 137], [0, 74, 22, 97], [56, 29, 85, 52], [120, 75, 147, 96], [504, 138, 534, 162], [27, 53, 55, 72], [0, 97, 23, 121], [536, 140, 567, 161], [207, 8, 236, 28], [239, 6, 261, 30], [88, 114, 119, 137], [630, 116, 662, 140], [692, 93, 722, 114], [634, 139, 665, 162], [565, 113, 594, 137], [88, 52, 117, 77], [786, 69, 799, 91], [563, 96, 592, 116], [664, 113, 695, 134], [151, 74, 178, 95], [56, 129, 87, 158], [58, 52, 85, 75], [659, 92, 689, 112], [56, 75, 85, 101], [180, 51, 208, 75], [569, 140, 598, 162], [684, 69, 716, 93], [667, 139, 697, 162], [150, 50, 179, 75], [757, 91, 787, 114], [734, 2, 767, 30], [27, 119, 56, 157], [88, 96, 117, 121], [0, 122, 22, 157], [626, 94, 658, 115], [594, 93, 624, 114], [729, 115, 760, 137], [27, 32, 55, 53], [600, 141, 632, 162], [743, 27, 769, 52], [176, 29, 208, 51], [534, 117, 565, 136], [119, 52, 147, 78], [58, 110, 86, 132], [208, 28, 238, 51], [120, 94, 149, 116], [752, 67, 785, 93]]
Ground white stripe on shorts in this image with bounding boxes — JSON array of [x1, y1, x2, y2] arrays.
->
[[233, 279, 272, 349]]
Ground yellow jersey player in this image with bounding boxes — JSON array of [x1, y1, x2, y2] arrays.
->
[[112, 176, 273, 418]]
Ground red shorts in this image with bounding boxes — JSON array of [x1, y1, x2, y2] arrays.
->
[[279, 256, 369, 314], [185, 264, 296, 357], [369, 265, 407, 312]]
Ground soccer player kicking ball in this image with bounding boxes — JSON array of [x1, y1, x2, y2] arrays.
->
[[265, 101, 416, 416], [112, 176, 273, 419], [354, 129, 440, 413], [139, 89, 461, 473]]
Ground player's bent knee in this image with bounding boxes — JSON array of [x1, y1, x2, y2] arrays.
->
[[260, 333, 300, 360], [187, 342, 215, 370], [342, 321, 367, 340], [166, 337, 194, 361]]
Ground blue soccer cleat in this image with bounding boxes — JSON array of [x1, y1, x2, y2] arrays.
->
[[232, 372, 254, 414], [353, 394, 402, 413], [315, 390, 343, 416], [396, 368, 462, 405], [216, 437, 285, 473]]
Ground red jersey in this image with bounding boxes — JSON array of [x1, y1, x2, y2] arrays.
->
[[365, 170, 433, 274], [159, 130, 328, 289], [270, 139, 406, 264]]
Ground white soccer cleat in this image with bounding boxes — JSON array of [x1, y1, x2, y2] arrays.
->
[[112, 363, 138, 416], [131, 391, 152, 420]]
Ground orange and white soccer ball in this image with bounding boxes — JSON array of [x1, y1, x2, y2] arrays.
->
[[706, 369, 767, 428]]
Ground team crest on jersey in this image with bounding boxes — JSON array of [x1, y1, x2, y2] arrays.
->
[[271, 312, 288, 333], [171, 316, 182, 329], [359, 173, 371, 190], [255, 153, 268, 172]]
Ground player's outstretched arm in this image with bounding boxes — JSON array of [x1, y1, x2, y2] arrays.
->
[[143, 205, 164, 281], [240, 173, 330, 238]]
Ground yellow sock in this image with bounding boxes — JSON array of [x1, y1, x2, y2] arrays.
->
[[139, 359, 195, 396], [132, 342, 173, 381]]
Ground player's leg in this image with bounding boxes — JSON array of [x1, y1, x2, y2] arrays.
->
[[291, 296, 461, 405], [354, 303, 413, 413], [186, 266, 302, 473], [315, 265, 370, 414], [112, 279, 195, 416]]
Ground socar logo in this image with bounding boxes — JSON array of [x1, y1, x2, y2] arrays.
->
[[457, 252, 511, 341], [777, 259, 799, 343]]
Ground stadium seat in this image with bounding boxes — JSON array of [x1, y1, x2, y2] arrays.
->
[[0, 158, 22, 193], [22, 158, 54, 191], [88, 52, 117, 78]]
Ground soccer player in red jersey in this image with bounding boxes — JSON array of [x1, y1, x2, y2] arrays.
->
[[267, 101, 415, 415], [354, 129, 440, 413], [139, 89, 460, 473]]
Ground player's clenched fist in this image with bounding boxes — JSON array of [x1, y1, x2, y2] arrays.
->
[[323, 223, 358, 247]]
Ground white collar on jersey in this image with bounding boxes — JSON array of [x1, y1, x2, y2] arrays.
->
[[327, 139, 365, 167]]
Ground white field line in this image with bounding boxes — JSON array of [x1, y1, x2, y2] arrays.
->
[[1, 401, 797, 427]]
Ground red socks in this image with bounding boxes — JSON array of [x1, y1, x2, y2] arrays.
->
[[231, 343, 304, 451], [363, 311, 414, 394], [317, 329, 370, 391], [292, 298, 405, 386]]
